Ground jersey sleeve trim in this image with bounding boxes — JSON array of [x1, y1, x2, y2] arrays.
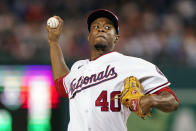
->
[[54, 74, 69, 98], [145, 82, 170, 94], [152, 87, 179, 102], [63, 77, 69, 95]]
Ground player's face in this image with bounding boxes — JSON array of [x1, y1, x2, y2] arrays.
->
[[88, 17, 119, 52]]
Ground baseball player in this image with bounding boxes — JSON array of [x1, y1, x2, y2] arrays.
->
[[46, 9, 179, 131]]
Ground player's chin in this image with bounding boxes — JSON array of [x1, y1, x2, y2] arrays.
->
[[94, 42, 108, 51]]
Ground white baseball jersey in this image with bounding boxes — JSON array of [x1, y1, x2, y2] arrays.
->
[[62, 51, 170, 131]]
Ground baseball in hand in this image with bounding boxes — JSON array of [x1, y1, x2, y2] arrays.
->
[[47, 17, 59, 28]]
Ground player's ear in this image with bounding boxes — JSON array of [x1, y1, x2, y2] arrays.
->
[[114, 35, 119, 43], [88, 34, 90, 41]]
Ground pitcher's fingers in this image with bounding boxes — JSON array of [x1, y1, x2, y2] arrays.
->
[[58, 20, 64, 30], [54, 16, 63, 21], [53, 16, 64, 30], [53, 16, 63, 24], [56, 17, 64, 30]]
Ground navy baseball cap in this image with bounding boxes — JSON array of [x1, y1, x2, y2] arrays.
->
[[87, 9, 119, 34]]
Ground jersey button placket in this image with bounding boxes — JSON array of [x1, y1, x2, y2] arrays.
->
[[84, 62, 94, 131]]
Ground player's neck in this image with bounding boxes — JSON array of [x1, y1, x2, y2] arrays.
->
[[90, 49, 111, 61]]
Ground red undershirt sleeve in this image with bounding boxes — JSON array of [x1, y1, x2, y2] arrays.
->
[[54, 74, 69, 98], [153, 87, 179, 102]]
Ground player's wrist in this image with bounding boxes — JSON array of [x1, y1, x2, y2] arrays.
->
[[140, 95, 154, 108], [48, 34, 61, 44], [149, 95, 159, 107], [48, 40, 59, 45]]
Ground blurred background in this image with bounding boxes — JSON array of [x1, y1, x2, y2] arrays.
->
[[0, 0, 195, 131]]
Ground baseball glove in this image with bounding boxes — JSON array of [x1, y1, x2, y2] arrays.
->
[[120, 76, 152, 119]]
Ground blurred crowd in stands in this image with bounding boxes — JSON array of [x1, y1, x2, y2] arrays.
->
[[0, 0, 195, 67]]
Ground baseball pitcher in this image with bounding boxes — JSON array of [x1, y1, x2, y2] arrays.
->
[[46, 9, 179, 131]]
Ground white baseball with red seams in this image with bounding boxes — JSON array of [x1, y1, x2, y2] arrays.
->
[[62, 52, 170, 131], [47, 17, 59, 28]]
